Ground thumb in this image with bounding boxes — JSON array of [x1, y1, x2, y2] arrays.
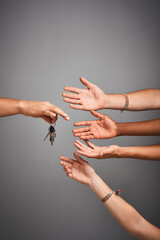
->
[[41, 115, 53, 124], [74, 152, 85, 164], [91, 110, 104, 119], [80, 77, 93, 89]]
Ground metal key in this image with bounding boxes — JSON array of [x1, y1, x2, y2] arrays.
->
[[44, 130, 50, 141], [44, 124, 56, 145]]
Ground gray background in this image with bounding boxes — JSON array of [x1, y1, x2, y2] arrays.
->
[[0, 0, 160, 239]]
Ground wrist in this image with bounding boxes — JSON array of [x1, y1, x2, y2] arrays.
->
[[18, 100, 28, 115], [103, 94, 112, 109], [97, 93, 108, 110], [89, 173, 112, 200], [116, 146, 133, 158], [101, 145, 120, 159], [103, 94, 126, 110], [88, 173, 99, 189], [116, 122, 124, 136]]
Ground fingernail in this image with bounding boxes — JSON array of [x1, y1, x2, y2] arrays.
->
[[66, 116, 70, 120]]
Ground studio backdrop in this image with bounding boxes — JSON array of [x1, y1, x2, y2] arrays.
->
[[0, 0, 160, 240]]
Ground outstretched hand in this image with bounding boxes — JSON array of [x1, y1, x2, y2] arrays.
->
[[73, 110, 118, 139], [60, 152, 95, 185], [63, 77, 106, 111], [74, 140, 119, 159]]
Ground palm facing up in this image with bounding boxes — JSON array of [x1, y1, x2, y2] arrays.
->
[[63, 77, 105, 110], [73, 110, 118, 139], [60, 152, 95, 185], [74, 140, 118, 159]]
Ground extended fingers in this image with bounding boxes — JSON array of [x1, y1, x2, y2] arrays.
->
[[62, 92, 79, 99], [76, 150, 93, 158], [80, 135, 94, 140], [69, 104, 84, 110], [60, 156, 74, 164], [73, 127, 90, 134], [60, 161, 72, 168], [74, 140, 89, 151], [74, 121, 91, 126], [64, 98, 80, 104], [64, 87, 81, 93], [74, 131, 91, 138], [85, 140, 95, 149]]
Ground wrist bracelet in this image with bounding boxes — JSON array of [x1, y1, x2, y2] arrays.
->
[[120, 94, 129, 113], [101, 189, 122, 203]]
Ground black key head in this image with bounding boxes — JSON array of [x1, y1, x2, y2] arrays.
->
[[50, 126, 55, 133]]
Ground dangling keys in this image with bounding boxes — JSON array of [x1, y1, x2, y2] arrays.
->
[[44, 123, 56, 146]]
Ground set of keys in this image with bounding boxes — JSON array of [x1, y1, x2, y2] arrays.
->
[[44, 123, 56, 146]]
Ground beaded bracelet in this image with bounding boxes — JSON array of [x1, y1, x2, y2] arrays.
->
[[120, 93, 129, 113], [101, 189, 122, 203]]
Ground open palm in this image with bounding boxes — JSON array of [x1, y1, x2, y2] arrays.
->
[[60, 152, 95, 185], [63, 77, 105, 110], [73, 110, 118, 139], [74, 140, 118, 159]]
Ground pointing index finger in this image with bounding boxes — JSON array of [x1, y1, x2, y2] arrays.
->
[[52, 105, 70, 120]]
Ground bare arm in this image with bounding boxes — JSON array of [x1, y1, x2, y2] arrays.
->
[[0, 98, 70, 123], [60, 153, 160, 240], [63, 77, 160, 111], [116, 144, 160, 161], [90, 174, 160, 240], [117, 119, 160, 136], [106, 89, 160, 111], [74, 140, 160, 161]]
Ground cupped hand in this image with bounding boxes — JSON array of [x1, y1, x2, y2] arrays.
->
[[20, 100, 70, 124], [73, 110, 118, 139], [63, 77, 106, 111], [74, 139, 119, 159], [60, 152, 96, 185]]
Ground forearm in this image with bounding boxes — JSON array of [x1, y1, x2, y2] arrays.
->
[[0, 98, 23, 117], [117, 144, 160, 160], [89, 174, 160, 239], [117, 119, 160, 136], [104, 89, 160, 110]]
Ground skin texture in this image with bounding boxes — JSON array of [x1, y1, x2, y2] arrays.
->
[[74, 140, 160, 161], [63, 77, 160, 111], [74, 139, 118, 159], [74, 113, 160, 139], [63, 77, 106, 110], [117, 119, 160, 136], [73, 110, 118, 139], [60, 153, 160, 240], [0, 98, 70, 123]]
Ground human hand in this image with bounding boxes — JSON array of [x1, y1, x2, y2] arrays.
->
[[63, 77, 106, 110], [73, 110, 118, 139], [60, 152, 96, 186], [74, 139, 119, 159], [20, 100, 70, 124]]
